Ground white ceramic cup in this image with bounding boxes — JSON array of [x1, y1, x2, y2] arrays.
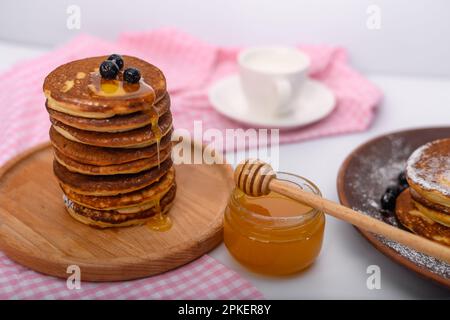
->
[[238, 47, 311, 117]]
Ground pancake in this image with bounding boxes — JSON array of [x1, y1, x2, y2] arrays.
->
[[406, 138, 450, 208], [43, 55, 166, 119], [65, 185, 176, 228], [54, 157, 173, 196], [410, 187, 450, 227], [395, 188, 450, 246], [50, 126, 173, 166], [410, 188, 450, 215], [46, 94, 170, 132], [50, 111, 173, 148], [411, 199, 450, 228], [61, 168, 175, 210], [66, 182, 174, 215], [54, 143, 171, 175]]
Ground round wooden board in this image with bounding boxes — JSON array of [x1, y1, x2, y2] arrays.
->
[[0, 142, 234, 281], [337, 127, 450, 288]]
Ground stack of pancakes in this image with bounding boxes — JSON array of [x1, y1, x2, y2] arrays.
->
[[396, 138, 450, 246], [43, 56, 176, 228]]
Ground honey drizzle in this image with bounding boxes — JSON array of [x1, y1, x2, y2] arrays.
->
[[61, 80, 74, 93], [146, 198, 172, 231], [146, 106, 162, 168], [87, 72, 155, 102], [144, 98, 166, 231], [144, 101, 165, 230]]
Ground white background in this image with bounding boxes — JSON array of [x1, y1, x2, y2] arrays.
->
[[0, 1, 449, 299], [1, 0, 450, 76]]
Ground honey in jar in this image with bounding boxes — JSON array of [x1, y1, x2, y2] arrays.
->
[[224, 173, 325, 275]]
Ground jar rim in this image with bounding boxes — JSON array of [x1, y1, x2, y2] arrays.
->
[[230, 172, 322, 225]]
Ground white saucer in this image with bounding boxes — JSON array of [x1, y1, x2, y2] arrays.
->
[[208, 75, 336, 129]]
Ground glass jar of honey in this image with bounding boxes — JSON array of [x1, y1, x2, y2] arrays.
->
[[224, 173, 325, 275]]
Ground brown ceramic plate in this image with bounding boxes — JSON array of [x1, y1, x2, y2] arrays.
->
[[337, 127, 450, 288]]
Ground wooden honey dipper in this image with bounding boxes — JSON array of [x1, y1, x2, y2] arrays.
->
[[235, 159, 450, 264]]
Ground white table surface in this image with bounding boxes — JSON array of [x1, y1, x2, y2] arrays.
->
[[0, 41, 449, 299]]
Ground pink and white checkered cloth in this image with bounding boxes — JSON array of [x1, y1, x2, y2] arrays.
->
[[119, 29, 382, 142], [0, 252, 262, 299], [0, 28, 380, 299], [0, 28, 382, 164]]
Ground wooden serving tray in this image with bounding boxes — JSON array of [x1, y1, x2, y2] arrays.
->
[[0, 142, 233, 281]]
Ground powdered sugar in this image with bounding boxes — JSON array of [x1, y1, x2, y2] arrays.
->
[[347, 135, 413, 220], [406, 139, 450, 196], [375, 235, 450, 277]]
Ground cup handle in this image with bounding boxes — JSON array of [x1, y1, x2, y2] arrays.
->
[[274, 78, 292, 113]]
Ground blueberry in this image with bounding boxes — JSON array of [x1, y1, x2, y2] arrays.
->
[[380, 191, 397, 211], [398, 171, 408, 188], [382, 213, 400, 227], [99, 60, 119, 79], [107, 54, 124, 70], [385, 185, 400, 197], [123, 68, 141, 83], [380, 209, 393, 217]]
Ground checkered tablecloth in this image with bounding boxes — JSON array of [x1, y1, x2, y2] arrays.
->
[[0, 252, 262, 299]]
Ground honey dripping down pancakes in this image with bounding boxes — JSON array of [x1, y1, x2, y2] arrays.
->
[[395, 138, 450, 246], [43, 54, 176, 229]]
